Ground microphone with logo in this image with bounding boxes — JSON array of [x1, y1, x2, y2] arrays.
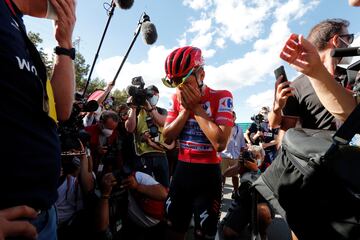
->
[[110, 12, 158, 86], [83, 0, 136, 97]]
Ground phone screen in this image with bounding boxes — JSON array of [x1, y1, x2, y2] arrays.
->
[[274, 65, 288, 83]]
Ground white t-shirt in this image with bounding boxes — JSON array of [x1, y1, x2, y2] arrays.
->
[[55, 175, 84, 224], [127, 172, 161, 228]]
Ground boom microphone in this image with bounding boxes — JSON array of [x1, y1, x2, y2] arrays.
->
[[114, 0, 134, 9], [140, 14, 158, 45], [331, 47, 360, 58]]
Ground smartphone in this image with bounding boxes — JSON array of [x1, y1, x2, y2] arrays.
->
[[274, 65, 288, 84]]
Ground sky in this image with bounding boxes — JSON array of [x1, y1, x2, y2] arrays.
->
[[24, 0, 360, 123]]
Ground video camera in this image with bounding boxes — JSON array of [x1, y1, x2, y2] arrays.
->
[[58, 93, 99, 154], [126, 76, 155, 106], [251, 113, 264, 130]]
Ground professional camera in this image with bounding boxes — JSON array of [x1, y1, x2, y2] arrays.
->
[[58, 93, 99, 153], [146, 116, 159, 139], [251, 113, 264, 130], [126, 76, 154, 106]]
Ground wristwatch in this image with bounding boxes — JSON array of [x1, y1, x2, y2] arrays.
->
[[54, 46, 76, 60]]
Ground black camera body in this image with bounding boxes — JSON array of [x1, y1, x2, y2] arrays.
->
[[146, 116, 159, 139], [112, 165, 132, 187], [251, 113, 264, 130], [58, 95, 98, 153], [126, 76, 154, 106]]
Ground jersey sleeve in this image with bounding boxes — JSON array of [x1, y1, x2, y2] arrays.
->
[[214, 90, 234, 127], [165, 94, 179, 124]]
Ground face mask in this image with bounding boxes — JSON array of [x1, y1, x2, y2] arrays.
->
[[102, 128, 113, 138], [45, 1, 58, 20], [257, 159, 262, 166], [149, 95, 159, 106]]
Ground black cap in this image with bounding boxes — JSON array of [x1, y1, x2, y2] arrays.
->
[[146, 85, 159, 93]]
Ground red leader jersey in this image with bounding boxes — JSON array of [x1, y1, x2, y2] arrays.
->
[[165, 86, 234, 164]]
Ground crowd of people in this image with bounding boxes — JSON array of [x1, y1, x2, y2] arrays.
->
[[1, 0, 360, 239]]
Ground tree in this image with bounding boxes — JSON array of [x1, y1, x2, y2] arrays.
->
[[28, 31, 53, 77], [112, 88, 129, 107]]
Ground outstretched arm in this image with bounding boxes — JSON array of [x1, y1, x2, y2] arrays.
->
[[280, 34, 356, 122]]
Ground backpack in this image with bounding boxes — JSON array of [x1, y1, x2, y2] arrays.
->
[[261, 104, 360, 240]]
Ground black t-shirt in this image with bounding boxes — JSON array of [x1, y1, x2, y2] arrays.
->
[[247, 122, 278, 152], [282, 74, 336, 130], [0, 1, 60, 209]]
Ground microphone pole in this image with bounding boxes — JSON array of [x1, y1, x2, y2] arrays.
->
[[110, 12, 148, 86], [82, 1, 116, 98]]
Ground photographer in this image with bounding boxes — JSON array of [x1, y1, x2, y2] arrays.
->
[[96, 171, 167, 240], [125, 84, 171, 188], [245, 107, 269, 146], [85, 110, 120, 175], [56, 149, 96, 240], [220, 111, 246, 198], [220, 146, 278, 240], [268, 19, 353, 142], [0, 0, 76, 239]]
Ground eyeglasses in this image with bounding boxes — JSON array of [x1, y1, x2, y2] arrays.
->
[[338, 33, 354, 45], [162, 68, 195, 88]]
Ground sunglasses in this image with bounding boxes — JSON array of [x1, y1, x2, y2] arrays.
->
[[338, 33, 354, 45], [162, 68, 195, 88]]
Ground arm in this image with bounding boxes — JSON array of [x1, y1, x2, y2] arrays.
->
[[49, 0, 76, 121], [280, 34, 356, 122], [193, 105, 232, 152], [349, 0, 360, 6], [95, 173, 116, 232], [244, 129, 253, 145], [12, 0, 47, 17], [163, 109, 190, 144], [180, 85, 232, 152], [144, 101, 167, 127], [122, 175, 168, 201], [147, 108, 167, 127], [97, 83, 114, 105], [223, 162, 240, 178], [125, 107, 137, 133], [78, 148, 94, 194], [269, 78, 294, 129]]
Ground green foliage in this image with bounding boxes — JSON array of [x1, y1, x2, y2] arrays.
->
[[28, 31, 53, 78], [27, 32, 122, 103], [83, 77, 106, 96], [112, 88, 129, 107]]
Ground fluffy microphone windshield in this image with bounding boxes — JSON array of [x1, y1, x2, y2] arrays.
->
[[114, 0, 134, 9], [141, 21, 158, 45]]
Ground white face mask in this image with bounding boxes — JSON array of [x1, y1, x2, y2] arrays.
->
[[102, 128, 113, 138], [257, 159, 262, 167], [149, 95, 159, 106]]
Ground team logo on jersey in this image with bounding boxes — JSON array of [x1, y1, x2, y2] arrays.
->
[[202, 101, 211, 116], [218, 97, 233, 112], [168, 100, 174, 112]]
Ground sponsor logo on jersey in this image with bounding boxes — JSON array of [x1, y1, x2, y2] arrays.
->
[[218, 97, 233, 112], [202, 101, 211, 116]]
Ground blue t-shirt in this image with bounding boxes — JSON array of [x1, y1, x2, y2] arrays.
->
[[0, 0, 60, 209]]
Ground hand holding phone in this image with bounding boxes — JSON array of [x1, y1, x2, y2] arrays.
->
[[273, 65, 293, 111], [274, 65, 288, 84]]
